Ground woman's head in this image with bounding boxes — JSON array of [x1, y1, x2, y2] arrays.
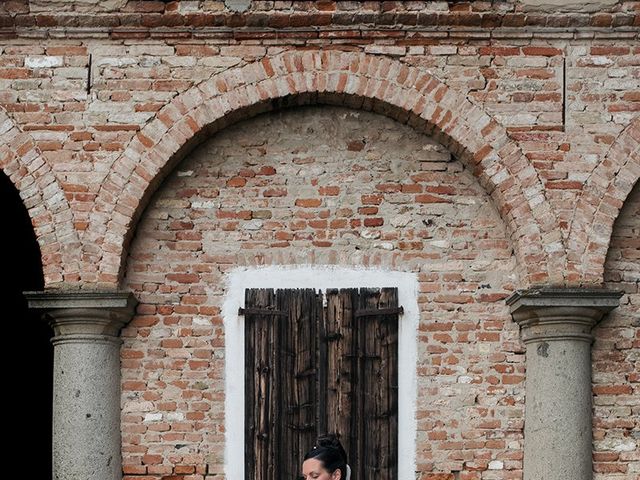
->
[[302, 434, 348, 480]]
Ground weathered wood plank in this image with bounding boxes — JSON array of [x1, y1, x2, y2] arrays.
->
[[360, 287, 399, 479], [279, 289, 320, 480], [244, 288, 280, 480], [324, 288, 358, 465], [317, 290, 328, 436]]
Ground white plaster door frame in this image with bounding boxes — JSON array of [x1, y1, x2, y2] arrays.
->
[[222, 266, 419, 480]]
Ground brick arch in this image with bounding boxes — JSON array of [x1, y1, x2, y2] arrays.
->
[[85, 50, 558, 286], [568, 115, 640, 285], [0, 108, 80, 286]]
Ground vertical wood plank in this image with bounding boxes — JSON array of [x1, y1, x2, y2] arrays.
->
[[385, 288, 399, 480], [278, 289, 292, 480], [324, 288, 358, 463], [244, 288, 280, 480], [360, 287, 399, 480], [317, 290, 327, 436], [244, 289, 256, 480], [279, 289, 319, 480]]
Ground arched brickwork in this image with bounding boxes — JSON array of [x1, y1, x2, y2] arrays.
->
[[568, 115, 640, 284], [84, 50, 558, 286], [592, 181, 639, 478], [0, 108, 79, 286]]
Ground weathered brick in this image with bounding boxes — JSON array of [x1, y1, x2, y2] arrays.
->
[[295, 198, 322, 208]]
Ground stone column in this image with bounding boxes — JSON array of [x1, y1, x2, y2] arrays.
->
[[506, 288, 622, 480], [25, 291, 137, 480]]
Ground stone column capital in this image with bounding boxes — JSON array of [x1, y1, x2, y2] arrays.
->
[[25, 290, 137, 345], [506, 287, 623, 343]]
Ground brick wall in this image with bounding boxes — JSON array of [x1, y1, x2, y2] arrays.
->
[[122, 106, 523, 479], [0, 2, 638, 479], [2, 38, 635, 197], [593, 182, 639, 479], [0, 1, 637, 284]]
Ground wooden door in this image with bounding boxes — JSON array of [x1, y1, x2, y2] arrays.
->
[[244, 288, 399, 480]]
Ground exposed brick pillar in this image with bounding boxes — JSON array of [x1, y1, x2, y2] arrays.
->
[[25, 291, 137, 480], [507, 288, 622, 480]]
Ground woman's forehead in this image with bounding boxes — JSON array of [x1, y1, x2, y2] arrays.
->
[[302, 457, 323, 472]]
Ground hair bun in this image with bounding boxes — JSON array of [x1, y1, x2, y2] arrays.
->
[[303, 433, 349, 474], [315, 434, 347, 462]]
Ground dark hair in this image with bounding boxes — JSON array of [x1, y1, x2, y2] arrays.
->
[[304, 434, 348, 478]]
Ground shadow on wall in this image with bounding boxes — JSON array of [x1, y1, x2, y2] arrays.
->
[[0, 171, 52, 478]]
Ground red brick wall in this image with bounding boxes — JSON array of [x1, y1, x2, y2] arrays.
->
[[0, 2, 638, 479], [0, 1, 638, 285], [1, 38, 630, 217], [593, 181, 639, 479], [122, 106, 523, 479]]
